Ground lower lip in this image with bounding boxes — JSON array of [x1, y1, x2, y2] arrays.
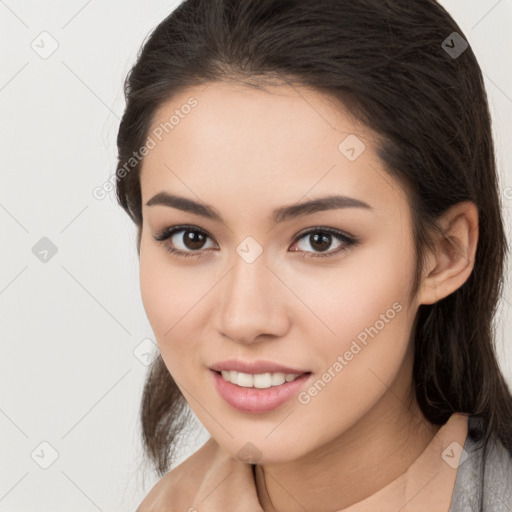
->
[[210, 369, 312, 413]]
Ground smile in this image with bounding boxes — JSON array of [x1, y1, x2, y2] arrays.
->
[[219, 370, 303, 388], [211, 369, 312, 413]]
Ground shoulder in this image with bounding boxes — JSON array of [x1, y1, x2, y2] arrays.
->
[[481, 430, 512, 510], [136, 437, 262, 512], [450, 415, 512, 512]]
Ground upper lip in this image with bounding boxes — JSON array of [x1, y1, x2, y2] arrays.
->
[[210, 358, 310, 375]]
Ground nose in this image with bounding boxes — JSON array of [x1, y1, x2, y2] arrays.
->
[[214, 251, 290, 345]]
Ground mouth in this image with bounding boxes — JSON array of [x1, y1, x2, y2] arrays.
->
[[210, 369, 313, 413], [213, 369, 311, 389]]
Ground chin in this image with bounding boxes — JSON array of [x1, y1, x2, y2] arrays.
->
[[214, 434, 310, 466]]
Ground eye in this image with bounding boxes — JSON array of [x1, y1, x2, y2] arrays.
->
[[153, 225, 358, 259], [154, 225, 217, 259], [290, 227, 357, 258]]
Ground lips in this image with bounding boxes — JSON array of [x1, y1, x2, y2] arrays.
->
[[210, 369, 312, 413], [209, 358, 310, 375]]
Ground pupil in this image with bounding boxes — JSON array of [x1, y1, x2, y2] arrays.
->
[[311, 233, 331, 252], [184, 231, 205, 250]]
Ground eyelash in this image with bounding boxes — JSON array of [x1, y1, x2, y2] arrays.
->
[[153, 224, 358, 260]]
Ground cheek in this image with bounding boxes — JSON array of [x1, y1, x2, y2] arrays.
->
[[297, 235, 415, 349], [138, 242, 216, 373], [296, 241, 416, 402], [139, 245, 168, 335], [295, 305, 413, 438], [139, 244, 192, 352]]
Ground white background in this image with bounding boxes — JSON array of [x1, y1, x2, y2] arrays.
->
[[1, 1, 511, 510]]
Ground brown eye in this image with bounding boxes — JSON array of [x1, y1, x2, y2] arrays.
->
[[154, 225, 358, 260], [290, 228, 357, 258], [154, 226, 217, 258], [307, 232, 332, 252], [181, 230, 208, 250]]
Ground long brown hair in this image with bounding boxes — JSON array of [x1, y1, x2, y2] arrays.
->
[[115, 0, 512, 477]]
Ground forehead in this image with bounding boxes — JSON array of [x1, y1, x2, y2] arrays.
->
[[145, 80, 374, 158], [140, 81, 405, 221]]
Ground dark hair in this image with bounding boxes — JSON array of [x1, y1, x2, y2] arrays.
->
[[116, 0, 512, 477]]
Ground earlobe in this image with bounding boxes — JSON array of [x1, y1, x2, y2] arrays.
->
[[418, 201, 479, 305]]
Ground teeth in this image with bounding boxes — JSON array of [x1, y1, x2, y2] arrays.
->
[[271, 373, 286, 386], [237, 372, 253, 387], [220, 370, 301, 388]]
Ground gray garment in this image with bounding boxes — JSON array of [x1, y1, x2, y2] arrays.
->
[[449, 415, 512, 511]]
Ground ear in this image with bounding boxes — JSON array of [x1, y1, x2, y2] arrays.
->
[[417, 201, 479, 305]]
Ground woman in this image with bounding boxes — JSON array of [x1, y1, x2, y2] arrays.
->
[[115, 0, 512, 510]]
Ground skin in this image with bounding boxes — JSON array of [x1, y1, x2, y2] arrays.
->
[[138, 81, 478, 511]]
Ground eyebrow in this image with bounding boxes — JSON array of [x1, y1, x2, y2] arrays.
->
[[145, 192, 372, 224]]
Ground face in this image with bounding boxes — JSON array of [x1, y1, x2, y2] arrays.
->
[[138, 81, 421, 464]]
